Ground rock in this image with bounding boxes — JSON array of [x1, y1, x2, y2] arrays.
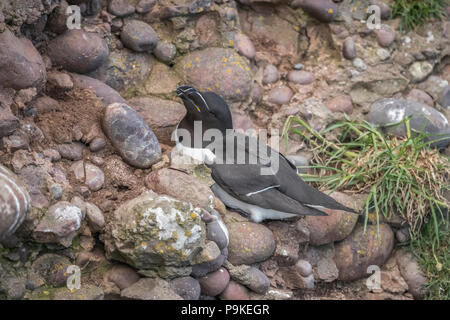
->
[[108, 0, 135, 17], [89, 137, 106, 152], [287, 70, 315, 85], [191, 248, 228, 278], [417, 76, 448, 101], [395, 249, 427, 299], [176, 48, 253, 102], [408, 61, 433, 83], [121, 278, 182, 300], [53, 285, 104, 300], [192, 241, 221, 265], [0, 108, 20, 138], [380, 259, 408, 294], [235, 33, 255, 60], [342, 37, 356, 60], [145, 168, 215, 209], [170, 276, 201, 300], [71, 161, 105, 192], [32, 201, 83, 247], [89, 47, 154, 93], [301, 243, 338, 282], [128, 97, 185, 145], [334, 223, 394, 281], [85, 202, 105, 232], [206, 219, 229, 250], [262, 65, 278, 84], [325, 95, 353, 114], [198, 267, 230, 296], [227, 222, 275, 265], [267, 221, 307, 266], [353, 58, 367, 71], [0, 276, 26, 300], [49, 184, 63, 200], [249, 288, 293, 300], [439, 85, 450, 108], [71, 74, 126, 106], [153, 41, 177, 63], [296, 259, 313, 277], [136, 0, 156, 14], [57, 143, 84, 161], [104, 191, 205, 269], [105, 264, 141, 290], [225, 263, 270, 294], [0, 165, 31, 240], [267, 86, 293, 105], [375, 24, 395, 47], [43, 149, 61, 162], [294, 0, 338, 22], [0, 29, 46, 91], [47, 72, 73, 91], [47, 30, 109, 74], [29, 96, 60, 115], [31, 254, 72, 287], [406, 89, 434, 106], [280, 265, 315, 289], [121, 20, 158, 52], [47, 1, 70, 34], [304, 191, 359, 246], [367, 98, 450, 149], [219, 281, 249, 300], [102, 103, 161, 169], [376, 48, 390, 61]]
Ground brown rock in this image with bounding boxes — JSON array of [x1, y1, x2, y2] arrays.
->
[[71, 73, 126, 106], [287, 70, 315, 85], [0, 107, 20, 138], [146, 168, 215, 209], [227, 222, 275, 265], [128, 96, 186, 145], [334, 223, 395, 281], [106, 264, 141, 290], [0, 29, 46, 91], [198, 267, 230, 296], [268, 86, 293, 105], [325, 95, 354, 114], [219, 281, 250, 300], [235, 33, 255, 60]]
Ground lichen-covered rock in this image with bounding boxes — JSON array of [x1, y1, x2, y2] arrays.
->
[[0, 29, 46, 91], [367, 98, 450, 149], [31, 254, 72, 287], [104, 191, 206, 270], [334, 223, 394, 281], [53, 285, 104, 300], [227, 222, 275, 265], [0, 164, 31, 240], [176, 48, 253, 102], [102, 103, 161, 169], [128, 97, 185, 145], [121, 278, 182, 300], [304, 191, 360, 246], [88, 49, 154, 94], [47, 30, 109, 74], [32, 201, 83, 247]]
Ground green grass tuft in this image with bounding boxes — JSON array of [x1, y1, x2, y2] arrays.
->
[[391, 0, 448, 31], [282, 115, 450, 236]]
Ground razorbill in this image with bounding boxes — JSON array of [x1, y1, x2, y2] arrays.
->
[[175, 85, 360, 223]]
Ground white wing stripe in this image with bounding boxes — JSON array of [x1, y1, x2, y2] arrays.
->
[[246, 185, 280, 197]]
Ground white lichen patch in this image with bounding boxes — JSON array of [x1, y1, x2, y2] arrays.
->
[[386, 107, 405, 123]]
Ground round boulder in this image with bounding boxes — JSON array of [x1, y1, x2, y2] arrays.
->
[[47, 30, 109, 74], [334, 223, 394, 281], [227, 222, 275, 265], [121, 20, 158, 53], [102, 103, 161, 169], [176, 48, 253, 102]]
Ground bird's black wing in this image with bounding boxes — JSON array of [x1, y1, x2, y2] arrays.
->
[[209, 132, 359, 215]]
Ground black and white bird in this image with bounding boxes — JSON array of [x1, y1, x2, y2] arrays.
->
[[175, 85, 360, 223]]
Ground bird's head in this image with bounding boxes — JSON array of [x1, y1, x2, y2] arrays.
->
[[176, 85, 233, 135]]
